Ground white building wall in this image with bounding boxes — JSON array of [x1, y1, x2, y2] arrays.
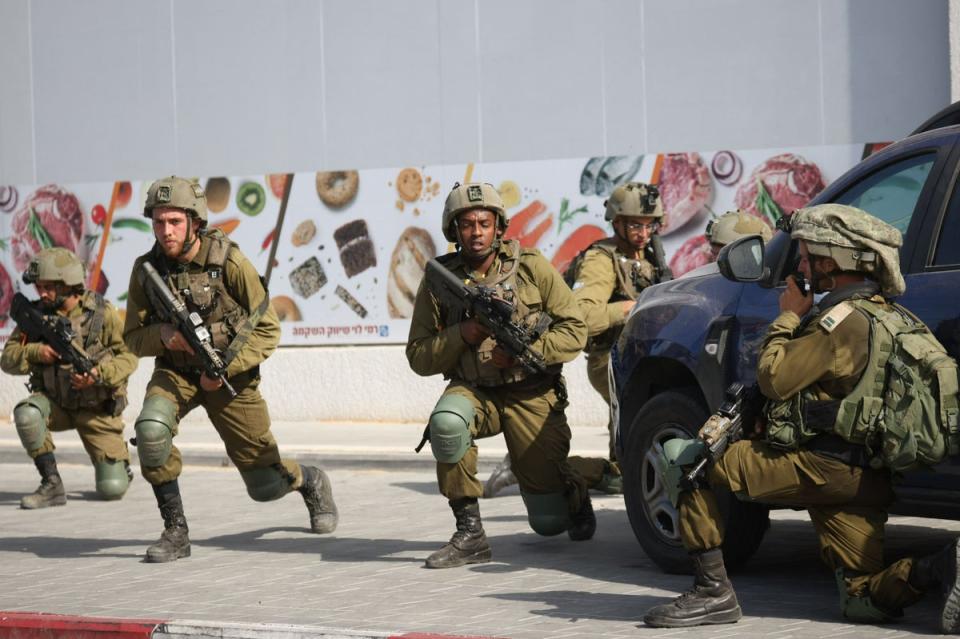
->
[[0, 0, 951, 425]]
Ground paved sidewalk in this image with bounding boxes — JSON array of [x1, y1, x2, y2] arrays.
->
[[0, 420, 958, 638]]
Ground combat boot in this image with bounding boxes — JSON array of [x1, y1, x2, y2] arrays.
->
[[910, 538, 960, 633], [595, 461, 623, 495], [21, 453, 66, 509], [644, 548, 742, 627], [567, 494, 596, 541], [299, 465, 338, 534], [425, 497, 492, 569], [483, 453, 518, 498], [145, 482, 190, 563]]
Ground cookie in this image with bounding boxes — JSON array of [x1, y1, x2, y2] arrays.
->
[[396, 168, 423, 203], [289, 256, 328, 298], [291, 220, 316, 247], [333, 219, 376, 277], [316, 170, 359, 208]]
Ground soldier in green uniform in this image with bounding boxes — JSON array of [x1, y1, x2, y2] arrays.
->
[[124, 176, 338, 563], [567, 182, 672, 492], [407, 182, 595, 569], [1, 248, 136, 508], [644, 204, 960, 632], [705, 209, 773, 260]]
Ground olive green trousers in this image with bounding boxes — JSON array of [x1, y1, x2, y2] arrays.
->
[[680, 440, 921, 611]]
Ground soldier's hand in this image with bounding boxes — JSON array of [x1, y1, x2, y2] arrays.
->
[[36, 344, 60, 364], [621, 300, 636, 318], [199, 373, 224, 392], [491, 346, 517, 369], [160, 324, 196, 355], [459, 318, 491, 345], [70, 367, 99, 390], [780, 275, 813, 317]]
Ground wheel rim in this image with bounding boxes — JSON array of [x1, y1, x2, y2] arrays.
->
[[639, 425, 689, 546]]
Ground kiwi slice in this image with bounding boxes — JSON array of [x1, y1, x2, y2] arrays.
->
[[236, 182, 265, 216]]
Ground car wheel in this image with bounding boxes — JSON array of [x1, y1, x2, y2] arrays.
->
[[621, 389, 770, 574]]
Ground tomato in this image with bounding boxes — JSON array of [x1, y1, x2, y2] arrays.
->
[[92, 204, 107, 225]]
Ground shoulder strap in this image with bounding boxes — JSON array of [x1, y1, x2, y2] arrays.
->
[[82, 292, 106, 349]]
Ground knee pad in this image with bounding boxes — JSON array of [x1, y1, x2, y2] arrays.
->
[[13, 395, 50, 453], [134, 395, 177, 467], [240, 466, 291, 502], [521, 491, 570, 537], [94, 460, 130, 500], [655, 437, 707, 507], [428, 394, 474, 464]]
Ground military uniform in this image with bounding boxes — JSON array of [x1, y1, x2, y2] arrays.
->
[[645, 204, 960, 632], [679, 283, 918, 611], [566, 182, 669, 489], [409, 182, 595, 569], [124, 232, 300, 487], [409, 239, 589, 506], [126, 175, 337, 563], [1, 248, 136, 506]]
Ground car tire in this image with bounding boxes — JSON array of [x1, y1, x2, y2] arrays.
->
[[621, 389, 770, 574]]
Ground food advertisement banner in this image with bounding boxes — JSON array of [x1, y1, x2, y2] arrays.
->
[[0, 143, 881, 345]]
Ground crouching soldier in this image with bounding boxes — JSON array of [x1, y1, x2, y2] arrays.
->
[[407, 182, 595, 569], [1, 248, 136, 508]]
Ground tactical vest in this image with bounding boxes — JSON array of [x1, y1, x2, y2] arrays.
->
[[580, 240, 655, 353], [764, 296, 960, 471], [440, 240, 557, 387], [143, 229, 264, 375], [38, 291, 126, 414]]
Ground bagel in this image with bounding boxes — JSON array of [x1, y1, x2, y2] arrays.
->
[[315, 170, 359, 208], [271, 295, 302, 322]]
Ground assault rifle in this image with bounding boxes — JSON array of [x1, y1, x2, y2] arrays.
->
[[681, 382, 747, 489], [424, 258, 551, 376], [9, 292, 96, 376], [141, 261, 237, 397], [647, 235, 673, 283]]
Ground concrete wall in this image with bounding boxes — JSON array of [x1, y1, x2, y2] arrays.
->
[[0, 0, 951, 425], [0, 0, 950, 185], [0, 348, 610, 427]]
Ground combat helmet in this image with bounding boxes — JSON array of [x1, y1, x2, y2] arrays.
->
[[441, 182, 508, 243], [144, 176, 208, 225], [604, 182, 663, 221], [706, 209, 773, 246], [22, 247, 85, 287], [787, 203, 904, 297]]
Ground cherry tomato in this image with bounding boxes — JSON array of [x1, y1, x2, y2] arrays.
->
[[92, 204, 106, 225]]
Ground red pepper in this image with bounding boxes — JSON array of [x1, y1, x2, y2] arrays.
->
[[260, 227, 277, 254]]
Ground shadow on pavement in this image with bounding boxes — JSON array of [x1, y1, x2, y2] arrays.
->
[[0, 535, 151, 559], [481, 590, 649, 623]]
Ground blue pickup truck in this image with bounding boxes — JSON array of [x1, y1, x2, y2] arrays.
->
[[610, 113, 960, 574]]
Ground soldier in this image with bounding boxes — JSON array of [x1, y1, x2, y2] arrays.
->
[[1, 248, 136, 508], [124, 176, 337, 563], [705, 209, 773, 260], [407, 182, 595, 569], [644, 204, 960, 632]]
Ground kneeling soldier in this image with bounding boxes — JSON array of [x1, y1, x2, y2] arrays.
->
[[1, 248, 136, 507]]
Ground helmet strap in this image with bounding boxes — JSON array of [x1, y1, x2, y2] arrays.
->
[[180, 217, 199, 257]]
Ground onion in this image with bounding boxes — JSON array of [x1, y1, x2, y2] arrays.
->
[[711, 151, 743, 186]]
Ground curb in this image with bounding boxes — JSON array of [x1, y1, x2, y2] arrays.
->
[[0, 613, 507, 639]]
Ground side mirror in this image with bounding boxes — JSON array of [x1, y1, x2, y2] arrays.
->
[[717, 235, 766, 282]]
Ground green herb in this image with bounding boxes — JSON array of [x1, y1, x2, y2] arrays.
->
[[28, 208, 55, 249], [112, 218, 152, 232], [117, 291, 128, 302], [557, 198, 588, 234], [754, 179, 784, 227], [0, 238, 7, 251]]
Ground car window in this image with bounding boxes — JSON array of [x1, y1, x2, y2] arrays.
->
[[834, 153, 936, 238], [933, 180, 960, 266]]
